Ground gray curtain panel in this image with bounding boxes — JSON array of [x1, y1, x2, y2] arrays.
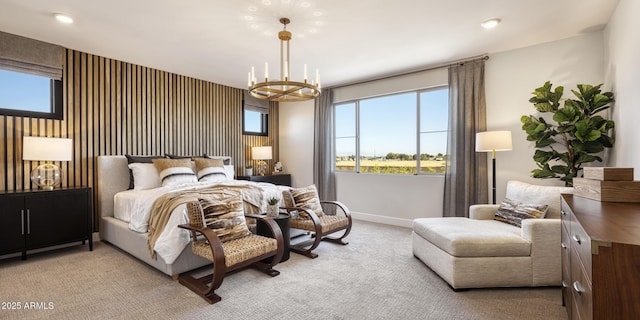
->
[[443, 59, 488, 217], [313, 88, 336, 201]]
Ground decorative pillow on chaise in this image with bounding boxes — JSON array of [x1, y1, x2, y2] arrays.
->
[[196, 194, 252, 242], [152, 158, 197, 187], [125, 154, 165, 189], [283, 184, 324, 219], [494, 198, 549, 227], [194, 158, 227, 183]]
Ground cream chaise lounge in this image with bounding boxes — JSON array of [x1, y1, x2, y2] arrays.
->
[[412, 180, 572, 290]]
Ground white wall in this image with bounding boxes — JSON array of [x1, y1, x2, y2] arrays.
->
[[604, 0, 640, 177], [485, 32, 605, 201], [278, 100, 315, 187], [280, 32, 607, 227]]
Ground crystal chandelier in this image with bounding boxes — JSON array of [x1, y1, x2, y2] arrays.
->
[[248, 18, 321, 102]]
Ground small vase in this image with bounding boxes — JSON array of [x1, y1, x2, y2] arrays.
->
[[245, 168, 253, 176], [267, 205, 278, 217]]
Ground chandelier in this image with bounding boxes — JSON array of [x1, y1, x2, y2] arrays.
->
[[248, 18, 321, 102]]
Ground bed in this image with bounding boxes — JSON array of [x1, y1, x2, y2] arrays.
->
[[96, 155, 289, 278]]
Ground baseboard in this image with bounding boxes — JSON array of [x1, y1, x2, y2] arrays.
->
[[350, 211, 413, 228]]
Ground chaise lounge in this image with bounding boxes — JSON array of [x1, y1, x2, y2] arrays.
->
[[412, 180, 573, 289]]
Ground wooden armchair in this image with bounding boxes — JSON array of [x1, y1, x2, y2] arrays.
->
[[282, 186, 352, 258], [178, 200, 284, 304]]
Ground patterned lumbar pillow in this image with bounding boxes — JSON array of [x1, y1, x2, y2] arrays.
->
[[194, 158, 227, 183], [284, 184, 324, 218], [152, 158, 197, 187], [198, 194, 251, 242], [494, 198, 549, 227]]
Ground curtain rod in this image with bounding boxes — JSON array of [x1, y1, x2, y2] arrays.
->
[[330, 54, 490, 89]]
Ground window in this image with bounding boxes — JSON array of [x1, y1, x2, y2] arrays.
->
[[243, 90, 269, 136], [243, 106, 268, 135], [335, 86, 449, 174], [0, 31, 64, 119], [0, 69, 63, 119]]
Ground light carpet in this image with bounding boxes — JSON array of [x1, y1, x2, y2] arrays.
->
[[0, 220, 567, 320]]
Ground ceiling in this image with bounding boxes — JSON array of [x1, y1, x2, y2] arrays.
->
[[0, 0, 619, 89]]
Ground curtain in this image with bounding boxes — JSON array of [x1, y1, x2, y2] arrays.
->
[[443, 59, 488, 217], [0, 31, 63, 80], [313, 88, 336, 201]]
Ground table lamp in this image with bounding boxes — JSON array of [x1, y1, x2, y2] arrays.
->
[[23, 136, 73, 190], [476, 131, 512, 204], [252, 146, 272, 176]]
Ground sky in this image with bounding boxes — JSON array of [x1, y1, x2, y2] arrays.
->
[[336, 88, 449, 157], [0, 70, 50, 113]]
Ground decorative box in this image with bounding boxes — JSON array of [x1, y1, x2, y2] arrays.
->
[[573, 177, 640, 202], [583, 167, 634, 181]]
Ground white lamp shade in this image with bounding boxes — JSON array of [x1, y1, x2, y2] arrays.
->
[[23, 136, 73, 161], [252, 146, 272, 160], [475, 131, 512, 152]]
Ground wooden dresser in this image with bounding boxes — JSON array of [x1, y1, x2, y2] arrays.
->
[[561, 194, 640, 320]]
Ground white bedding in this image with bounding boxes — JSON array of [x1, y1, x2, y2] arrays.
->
[[113, 180, 290, 264]]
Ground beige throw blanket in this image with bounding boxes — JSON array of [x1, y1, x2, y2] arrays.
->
[[147, 183, 265, 259]]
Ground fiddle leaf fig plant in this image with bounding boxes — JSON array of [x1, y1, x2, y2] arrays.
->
[[520, 81, 615, 186]]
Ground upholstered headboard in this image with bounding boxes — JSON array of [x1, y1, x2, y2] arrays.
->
[[97, 156, 130, 219]]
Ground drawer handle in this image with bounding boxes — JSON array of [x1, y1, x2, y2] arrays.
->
[[561, 280, 568, 288], [561, 210, 567, 216], [572, 234, 581, 244], [561, 243, 567, 249], [21, 210, 25, 235], [573, 281, 584, 294]]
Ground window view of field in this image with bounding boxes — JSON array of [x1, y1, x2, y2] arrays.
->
[[335, 87, 449, 175], [336, 153, 447, 174]]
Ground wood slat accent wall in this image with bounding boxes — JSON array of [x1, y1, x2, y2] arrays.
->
[[0, 49, 279, 230]]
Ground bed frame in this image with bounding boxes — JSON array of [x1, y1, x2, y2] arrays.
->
[[96, 155, 210, 278]]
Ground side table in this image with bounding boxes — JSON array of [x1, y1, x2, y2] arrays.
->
[[257, 213, 290, 262]]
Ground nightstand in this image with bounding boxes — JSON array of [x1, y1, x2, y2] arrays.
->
[[0, 187, 93, 260], [256, 213, 291, 262], [237, 174, 291, 187]]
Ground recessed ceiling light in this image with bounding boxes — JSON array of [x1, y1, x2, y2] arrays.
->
[[54, 13, 73, 24], [262, 0, 272, 6], [481, 18, 500, 29], [248, 6, 257, 12]]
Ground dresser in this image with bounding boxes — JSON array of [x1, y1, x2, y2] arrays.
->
[[561, 194, 640, 319], [0, 187, 93, 260]]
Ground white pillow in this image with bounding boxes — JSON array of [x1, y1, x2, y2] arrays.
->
[[127, 163, 162, 190], [224, 165, 235, 180]]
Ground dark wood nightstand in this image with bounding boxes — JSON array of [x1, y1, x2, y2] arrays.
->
[[237, 174, 291, 187], [256, 213, 291, 262], [0, 187, 93, 260]]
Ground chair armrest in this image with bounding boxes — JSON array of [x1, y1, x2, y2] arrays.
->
[[469, 204, 499, 220], [521, 218, 562, 285], [320, 200, 351, 219], [521, 219, 560, 243], [177, 223, 225, 275]]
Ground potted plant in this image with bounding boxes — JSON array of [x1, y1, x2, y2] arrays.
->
[[521, 81, 615, 186], [267, 197, 279, 217], [244, 165, 253, 176]]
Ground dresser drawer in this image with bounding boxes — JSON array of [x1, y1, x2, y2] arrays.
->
[[570, 248, 593, 320], [569, 219, 592, 280]]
